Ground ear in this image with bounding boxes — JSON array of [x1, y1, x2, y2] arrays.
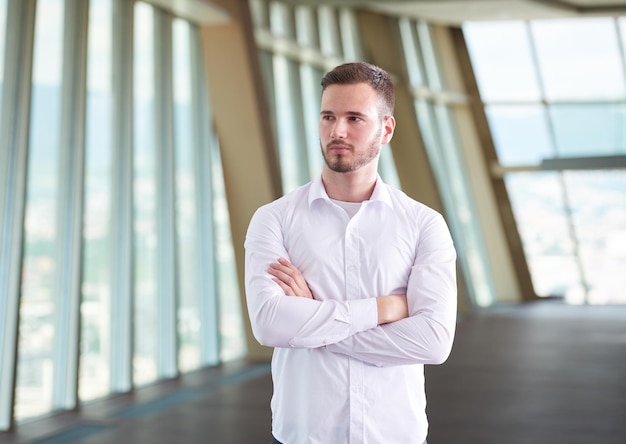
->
[[381, 115, 396, 145]]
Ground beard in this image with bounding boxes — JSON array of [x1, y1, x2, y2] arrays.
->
[[321, 129, 383, 174]]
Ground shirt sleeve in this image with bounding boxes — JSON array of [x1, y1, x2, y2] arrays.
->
[[244, 203, 378, 349], [325, 212, 457, 366]]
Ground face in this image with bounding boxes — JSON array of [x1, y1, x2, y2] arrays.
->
[[319, 83, 395, 174]]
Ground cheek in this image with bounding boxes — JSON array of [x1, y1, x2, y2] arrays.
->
[[319, 123, 331, 142]]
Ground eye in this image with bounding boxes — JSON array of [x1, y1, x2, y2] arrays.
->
[[348, 116, 363, 122], [321, 115, 334, 121]]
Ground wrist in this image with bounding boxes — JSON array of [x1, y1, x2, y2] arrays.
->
[[376, 294, 408, 325]]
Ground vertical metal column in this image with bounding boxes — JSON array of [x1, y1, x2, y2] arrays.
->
[[110, 0, 134, 393], [190, 25, 219, 366], [153, 8, 178, 378], [51, 0, 89, 411], [0, 0, 36, 431]]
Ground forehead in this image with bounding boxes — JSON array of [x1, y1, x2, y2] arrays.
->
[[320, 83, 380, 115]]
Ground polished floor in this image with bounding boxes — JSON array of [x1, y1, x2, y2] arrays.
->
[[2, 300, 626, 444]]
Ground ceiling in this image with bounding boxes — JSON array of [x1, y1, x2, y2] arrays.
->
[[278, 0, 626, 25], [156, 0, 626, 26]]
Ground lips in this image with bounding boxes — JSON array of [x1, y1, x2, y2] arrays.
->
[[328, 143, 352, 153]]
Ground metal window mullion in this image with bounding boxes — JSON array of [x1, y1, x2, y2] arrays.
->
[[0, 0, 36, 432], [110, 0, 134, 393], [153, 8, 178, 378], [190, 25, 219, 366], [52, 0, 89, 410]]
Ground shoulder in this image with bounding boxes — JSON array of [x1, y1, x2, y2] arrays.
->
[[249, 182, 313, 224], [386, 184, 443, 222]]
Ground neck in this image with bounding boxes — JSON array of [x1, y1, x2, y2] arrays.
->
[[321, 166, 378, 202]]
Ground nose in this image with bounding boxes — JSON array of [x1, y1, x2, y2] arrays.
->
[[331, 119, 347, 139]]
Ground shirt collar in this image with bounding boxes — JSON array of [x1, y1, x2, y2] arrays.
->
[[308, 175, 393, 209]]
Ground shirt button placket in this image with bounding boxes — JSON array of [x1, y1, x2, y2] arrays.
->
[[345, 220, 364, 443]]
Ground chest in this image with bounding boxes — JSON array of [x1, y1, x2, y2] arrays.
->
[[282, 205, 417, 295]]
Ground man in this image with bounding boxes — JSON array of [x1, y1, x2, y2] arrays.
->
[[244, 62, 457, 444]]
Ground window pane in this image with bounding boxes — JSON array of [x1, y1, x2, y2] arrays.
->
[[463, 21, 540, 102], [300, 64, 323, 178], [549, 103, 626, 157], [486, 105, 553, 165], [565, 171, 626, 304], [505, 173, 583, 301], [133, 2, 158, 386], [272, 55, 308, 192], [213, 145, 246, 362], [532, 18, 625, 100], [80, 0, 112, 402], [172, 19, 201, 372], [16, 0, 65, 421]]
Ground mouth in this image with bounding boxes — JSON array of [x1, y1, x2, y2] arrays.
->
[[327, 143, 352, 154]]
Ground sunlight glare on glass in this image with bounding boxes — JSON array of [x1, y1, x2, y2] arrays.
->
[[532, 18, 625, 100], [32, 0, 64, 86], [463, 21, 540, 102], [80, 0, 113, 402]]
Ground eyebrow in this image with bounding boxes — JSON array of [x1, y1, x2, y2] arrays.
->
[[320, 110, 368, 117]]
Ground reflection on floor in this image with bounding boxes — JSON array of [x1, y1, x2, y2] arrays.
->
[[2, 301, 625, 444]]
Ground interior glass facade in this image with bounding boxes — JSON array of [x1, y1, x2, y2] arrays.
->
[[0, 0, 244, 427], [464, 18, 626, 304], [1, 0, 625, 433]]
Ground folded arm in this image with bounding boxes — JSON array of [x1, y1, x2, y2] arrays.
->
[[327, 214, 457, 366], [245, 205, 391, 349], [270, 213, 457, 366]]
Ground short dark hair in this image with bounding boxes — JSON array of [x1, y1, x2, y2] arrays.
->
[[321, 62, 395, 116]]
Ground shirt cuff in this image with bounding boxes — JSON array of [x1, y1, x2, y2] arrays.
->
[[347, 298, 378, 334]]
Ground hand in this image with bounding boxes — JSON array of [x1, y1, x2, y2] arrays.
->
[[268, 258, 314, 299]]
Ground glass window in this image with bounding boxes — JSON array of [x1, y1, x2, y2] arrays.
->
[[172, 18, 201, 372], [272, 55, 308, 192], [15, 0, 65, 421], [565, 170, 626, 304], [269, 1, 294, 38], [564, 171, 626, 304], [465, 18, 626, 306], [402, 20, 495, 307], [80, 0, 113, 402], [317, 6, 340, 58], [398, 18, 425, 87], [212, 145, 247, 362], [549, 103, 626, 157], [505, 173, 582, 301], [463, 21, 541, 102], [485, 104, 553, 165], [295, 6, 318, 49], [133, 1, 158, 386], [299, 64, 323, 178], [532, 18, 625, 100]]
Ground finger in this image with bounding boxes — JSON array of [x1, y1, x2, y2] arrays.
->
[[272, 278, 294, 296], [267, 266, 296, 286]]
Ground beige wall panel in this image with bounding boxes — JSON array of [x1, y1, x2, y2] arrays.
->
[[201, 19, 277, 361]]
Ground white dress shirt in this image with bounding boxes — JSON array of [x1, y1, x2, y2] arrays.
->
[[244, 176, 457, 444]]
